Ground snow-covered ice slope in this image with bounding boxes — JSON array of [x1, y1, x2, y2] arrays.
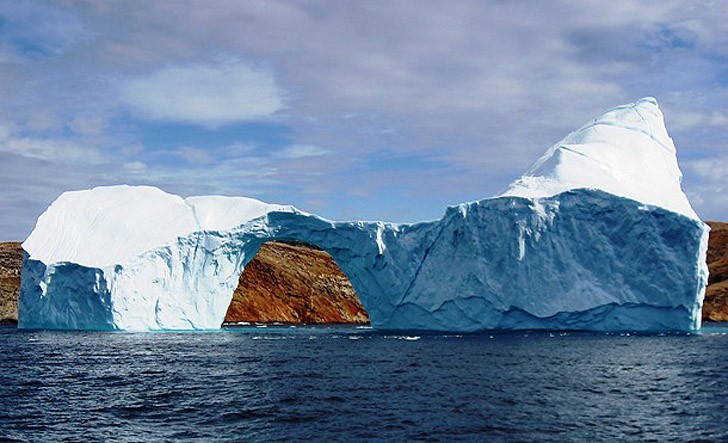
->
[[19, 98, 709, 331], [501, 97, 697, 219]]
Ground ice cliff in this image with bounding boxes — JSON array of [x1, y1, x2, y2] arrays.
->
[[19, 98, 709, 332]]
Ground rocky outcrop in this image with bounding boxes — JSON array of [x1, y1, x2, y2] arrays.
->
[[704, 222, 728, 321], [224, 241, 368, 324], [0, 242, 22, 324]]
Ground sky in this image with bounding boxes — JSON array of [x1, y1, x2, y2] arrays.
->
[[0, 0, 727, 241]]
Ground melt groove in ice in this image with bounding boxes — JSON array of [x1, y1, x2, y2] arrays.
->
[[19, 98, 709, 331]]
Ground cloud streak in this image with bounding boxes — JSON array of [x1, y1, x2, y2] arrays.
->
[[121, 60, 286, 126]]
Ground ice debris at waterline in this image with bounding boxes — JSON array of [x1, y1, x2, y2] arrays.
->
[[20, 98, 709, 332]]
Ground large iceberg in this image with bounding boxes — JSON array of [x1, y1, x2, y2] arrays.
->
[[19, 98, 709, 332]]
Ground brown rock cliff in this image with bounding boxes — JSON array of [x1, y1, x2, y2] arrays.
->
[[0, 242, 22, 324], [224, 242, 368, 324], [704, 222, 728, 321]]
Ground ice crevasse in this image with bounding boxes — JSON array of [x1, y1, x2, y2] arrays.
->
[[19, 98, 710, 331]]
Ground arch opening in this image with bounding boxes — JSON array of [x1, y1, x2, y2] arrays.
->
[[222, 241, 369, 326]]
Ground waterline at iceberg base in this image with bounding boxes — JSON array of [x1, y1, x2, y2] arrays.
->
[[19, 98, 709, 332]]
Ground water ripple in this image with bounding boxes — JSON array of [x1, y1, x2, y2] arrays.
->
[[1, 324, 727, 441]]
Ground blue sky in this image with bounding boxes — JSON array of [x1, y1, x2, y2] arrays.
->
[[1, 1, 727, 240]]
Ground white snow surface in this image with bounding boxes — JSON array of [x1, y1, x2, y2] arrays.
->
[[23, 186, 292, 268], [501, 97, 698, 220], [19, 98, 710, 332]]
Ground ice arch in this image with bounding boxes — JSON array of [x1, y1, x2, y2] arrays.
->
[[19, 98, 709, 332]]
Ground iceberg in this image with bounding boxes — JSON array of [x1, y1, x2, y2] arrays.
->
[[19, 98, 709, 332]]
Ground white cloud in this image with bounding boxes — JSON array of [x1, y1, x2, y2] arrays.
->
[[121, 60, 286, 126], [24, 111, 60, 132], [0, 136, 104, 163], [709, 112, 728, 127], [120, 143, 144, 157], [176, 146, 212, 164], [669, 110, 728, 131], [69, 116, 106, 136], [123, 161, 147, 174], [275, 144, 331, 159], [684, 155, 728, 183], [683, 154, 728, 221], [0, 123, 14, 140], [220, 142, 256, 157]]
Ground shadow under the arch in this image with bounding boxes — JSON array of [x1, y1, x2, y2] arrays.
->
[[222, 241, 370, 326]]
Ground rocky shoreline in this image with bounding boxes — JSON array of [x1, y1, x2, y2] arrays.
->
[[2, 221, 728, 325]]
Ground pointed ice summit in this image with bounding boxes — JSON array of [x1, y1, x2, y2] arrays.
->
[[19, 98, 709, 332], [502, 97, 696, 219]]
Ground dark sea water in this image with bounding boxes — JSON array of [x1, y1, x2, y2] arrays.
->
[[1, 324, 728, 442]]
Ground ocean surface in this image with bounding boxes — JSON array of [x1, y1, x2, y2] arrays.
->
[[1, 324, 727, 442]]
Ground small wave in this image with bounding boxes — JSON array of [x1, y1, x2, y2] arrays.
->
[[384, 335, 420, 341], [252, 335, 289, 340]]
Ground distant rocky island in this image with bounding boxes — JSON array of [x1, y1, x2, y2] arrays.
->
[[1, 221, 727, 325]]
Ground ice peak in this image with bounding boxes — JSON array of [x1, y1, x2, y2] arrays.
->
[[500, 98, 697, 220], [635, 96, 658, 106]]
